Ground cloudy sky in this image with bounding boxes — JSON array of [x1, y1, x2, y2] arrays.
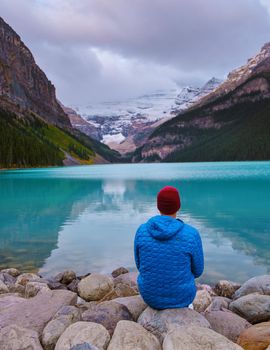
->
[[1, 0, 270, 105]]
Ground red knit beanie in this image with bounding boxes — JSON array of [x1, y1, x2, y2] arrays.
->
[[157, 186, 181, 215]]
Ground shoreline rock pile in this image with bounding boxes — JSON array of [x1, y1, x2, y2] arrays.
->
[[0, 267, 270, 349]]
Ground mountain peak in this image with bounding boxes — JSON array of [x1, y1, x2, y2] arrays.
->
[[192, 43, 270, 109], [261, 42, 270, 53], [204, 77, 223, 85]]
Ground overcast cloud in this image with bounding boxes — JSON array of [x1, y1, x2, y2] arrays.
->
[[1, 0, 270, 105]]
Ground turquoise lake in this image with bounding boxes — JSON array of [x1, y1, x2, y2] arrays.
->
[[0, 161, 270, 284]]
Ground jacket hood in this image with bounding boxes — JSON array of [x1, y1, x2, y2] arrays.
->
[[147, 215, 184, 241]]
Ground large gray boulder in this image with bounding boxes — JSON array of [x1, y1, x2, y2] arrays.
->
[[55, 321, 110, 350], [82, 300, 133, 335], [0, 325, 43, 350], [114, 295, 147, 321], [0, 289, 77, 335], [78, 274, 114, 301], [234, 275, 270, 299], [163, 326, 243, 350], [138, 306, 211, 342], [42, 305, 82, 350], [108, 320, 161, 350], [229, 293, 270, 324], [204, 309, 251, 342]]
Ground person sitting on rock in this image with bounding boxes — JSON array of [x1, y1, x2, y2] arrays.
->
[[134, 186, 204, 309]]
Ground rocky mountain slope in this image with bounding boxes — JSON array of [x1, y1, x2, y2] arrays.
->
[[134, 43, 270, 162], [69, 78, 222, 154], [0, 17, 70, 127], [0, 16, 120, 168]]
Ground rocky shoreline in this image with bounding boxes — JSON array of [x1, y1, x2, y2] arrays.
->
[[0, 267, 269, 349]]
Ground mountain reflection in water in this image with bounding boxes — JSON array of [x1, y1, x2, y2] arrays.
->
[[0, 162, 269, 284]]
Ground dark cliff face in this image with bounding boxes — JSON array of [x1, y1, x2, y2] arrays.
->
[[0, 17, 71, 127], [135, 43, 270, 162]]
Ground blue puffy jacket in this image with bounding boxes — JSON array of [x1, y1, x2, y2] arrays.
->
[[134, 215, 204, 309]]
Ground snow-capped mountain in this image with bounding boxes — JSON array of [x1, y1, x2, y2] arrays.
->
[[69, 77, 222, 153], [135, 43, 270, 163], [174, 78, 223, 110]]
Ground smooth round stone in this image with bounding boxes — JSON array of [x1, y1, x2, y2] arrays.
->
[[42, 305, 81, 350], [82, 300, 133, 335], [234, 275, 270, 299], [55, 321, 110, 350], [78, 274, 114, 301], [229, 293, 270, 323], [163, 326, 243, 350], [237, 321, 270, 350], [107, 320, 161, 350], [204, 310, 251, 342]]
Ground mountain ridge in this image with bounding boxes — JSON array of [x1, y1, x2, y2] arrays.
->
[[133, 43, 270, 162], [68, 77, 222, 154]]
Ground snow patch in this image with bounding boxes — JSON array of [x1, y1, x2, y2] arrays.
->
[[102, 133, 126, 144], [72, 78, 222, 146]]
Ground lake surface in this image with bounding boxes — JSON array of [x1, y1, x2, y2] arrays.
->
[[0, 162, 270, 284]]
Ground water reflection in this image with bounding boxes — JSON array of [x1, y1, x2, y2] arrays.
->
[[0, 163, 269, 283]]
